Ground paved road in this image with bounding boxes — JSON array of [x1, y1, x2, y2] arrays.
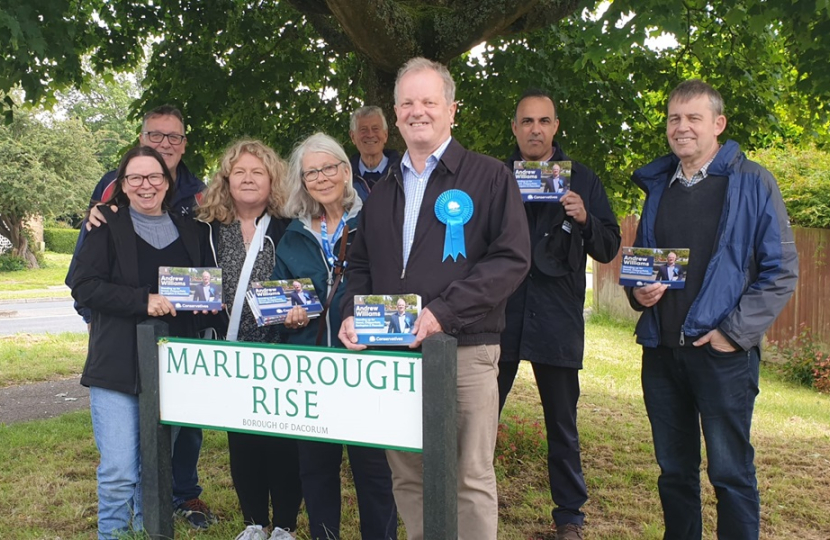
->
[[0, 299, 87, 335], [0, 376, 89, 425]]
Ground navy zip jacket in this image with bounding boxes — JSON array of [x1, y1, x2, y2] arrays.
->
[[629, 140, 798, 350], [501, 144, 621, 368]]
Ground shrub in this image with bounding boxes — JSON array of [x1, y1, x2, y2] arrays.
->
[[0, 254, 26, 272], [770, 324, 830, 392], [43, 228, 80, 254], [813, 354, 830, 394], [749, 144, 830, 229], [495, 414, 547, 478]]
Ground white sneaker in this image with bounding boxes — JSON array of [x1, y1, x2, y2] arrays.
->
[[235, 524, 269, 540], [269, 527, 296, 540]]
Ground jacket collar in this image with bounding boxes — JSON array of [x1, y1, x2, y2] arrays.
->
[[633, 139, 741, 193], [506, 141, 568, 166]]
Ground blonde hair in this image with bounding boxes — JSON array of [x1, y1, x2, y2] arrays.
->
[[197, 139, 288, 224], [284, 133, 357, 218]]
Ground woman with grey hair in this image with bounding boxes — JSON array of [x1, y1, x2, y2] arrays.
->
[[272, 132, 397, 539]]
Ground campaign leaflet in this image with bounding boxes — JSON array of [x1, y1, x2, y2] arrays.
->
[[619, 247, 690, 289], [513, 160, 572, 202], [158, 267, 223, 310], [354, 294, 422, 346], [246, 278, 322, 326]]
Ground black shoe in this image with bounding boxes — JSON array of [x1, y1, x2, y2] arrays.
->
[[175, 498, 218, 529]]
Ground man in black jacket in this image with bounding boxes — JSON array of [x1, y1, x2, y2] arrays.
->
[[339, 58, 531, 540], [500, 89, 621, 540]]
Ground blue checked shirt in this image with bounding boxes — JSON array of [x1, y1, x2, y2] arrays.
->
[[401, 136, 453, 268], [670, 146, 721, 187]]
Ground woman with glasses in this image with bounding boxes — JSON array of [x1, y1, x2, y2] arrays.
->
[[196, 140, 303, 540], [272, 133, 397, 540], [71, 146, 213, 540]]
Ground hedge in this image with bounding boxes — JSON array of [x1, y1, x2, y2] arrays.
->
[[44, 228, 80, 254], [749, 144, 830, 229]]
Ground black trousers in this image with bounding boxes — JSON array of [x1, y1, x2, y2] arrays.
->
[[298, 440, 397, 540], [498, 361, 587, 526], [227, 431, 303, 531]]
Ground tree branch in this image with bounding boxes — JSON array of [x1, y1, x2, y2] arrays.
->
[[294, 0, 583, 75]]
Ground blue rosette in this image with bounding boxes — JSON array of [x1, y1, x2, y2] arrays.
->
[[434, 189, 474, 261]]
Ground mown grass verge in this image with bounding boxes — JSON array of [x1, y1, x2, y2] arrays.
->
[[1, 314, 829, 538]]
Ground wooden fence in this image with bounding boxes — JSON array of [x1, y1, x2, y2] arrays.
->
[[594, 216, 829, 347]]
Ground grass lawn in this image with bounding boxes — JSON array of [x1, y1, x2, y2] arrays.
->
[[0, 252, 73, 300], [1, 315, 829, 539], [0, 332, 87, 388]]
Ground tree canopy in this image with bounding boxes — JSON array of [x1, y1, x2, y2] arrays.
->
[[2, 0, 828, 214], [0, 108, 102, 266]]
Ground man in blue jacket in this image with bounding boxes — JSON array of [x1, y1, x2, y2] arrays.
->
[[65, 105, 214, 530], [629, 80, 798, 539]]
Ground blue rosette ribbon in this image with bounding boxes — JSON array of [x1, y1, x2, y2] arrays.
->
[[434, 189, 474, 261]]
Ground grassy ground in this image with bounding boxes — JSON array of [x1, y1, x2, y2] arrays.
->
[[0, 252, 73, 300], [0, 332, 87, 387], [1, 315, 829, 538]]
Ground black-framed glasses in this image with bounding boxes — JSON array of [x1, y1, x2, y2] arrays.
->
[[302, 161, 344, 183], [124, 173, 166, 187], [142, 131, 186, 145]]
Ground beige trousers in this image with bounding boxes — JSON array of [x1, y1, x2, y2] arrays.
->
[[386, 344, 500, 540]]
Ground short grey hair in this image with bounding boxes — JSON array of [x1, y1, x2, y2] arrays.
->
[[285, 133, 357, 218], [350, 106, 388, 132], [394, 57, 456, 106], [668, 79, 725, 117]]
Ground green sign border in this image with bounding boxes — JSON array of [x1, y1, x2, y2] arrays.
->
[[159, 337, 423, 453]]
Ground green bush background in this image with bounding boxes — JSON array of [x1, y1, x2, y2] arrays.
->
[[750, 144, 830, 229], [43, 228, 80, 254]]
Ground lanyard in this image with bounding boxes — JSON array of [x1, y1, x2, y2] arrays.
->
[[320, 214, 347, 267]]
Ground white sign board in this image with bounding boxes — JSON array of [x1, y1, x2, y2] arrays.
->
[[158, 338, 423, 452]]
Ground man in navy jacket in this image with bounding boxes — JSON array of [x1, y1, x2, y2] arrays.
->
[[629, 80, 798, 539], [500, 88, 621, 540], [348, 105, 400, 200]]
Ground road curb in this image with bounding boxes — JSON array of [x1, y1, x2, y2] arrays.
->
[[0, 296, 71, 305]]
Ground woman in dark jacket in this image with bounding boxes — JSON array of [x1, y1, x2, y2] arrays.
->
[[71, 146, 210, 540], [196, 140, 302, 540], [273, 133, 397, 540]]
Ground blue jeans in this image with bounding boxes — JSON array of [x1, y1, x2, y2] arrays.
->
[[90, 387, 143, 540], [642, 345, 761, 540]]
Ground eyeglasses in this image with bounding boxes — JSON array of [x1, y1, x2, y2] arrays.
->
[[302, 161, 344, 183], [124, 173, 167, 187], [142, 131, 186, 145]]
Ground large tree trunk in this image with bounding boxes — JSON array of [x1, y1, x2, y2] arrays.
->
[[288, 0, 582, 152], [361, 61, 405, 152], [1, 215, 39, 269]]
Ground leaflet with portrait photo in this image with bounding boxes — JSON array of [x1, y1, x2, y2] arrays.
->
[[619, 247, 690, 289], [513, 160, 572, 202], [354, 294, 422, 346], [246, 278, 322, 327], [158, 266, 223, 310]]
